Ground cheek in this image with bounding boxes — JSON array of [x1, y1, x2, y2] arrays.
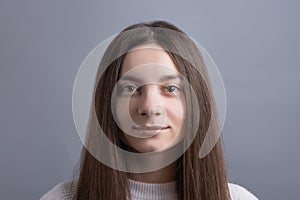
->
[[166, 98, 185, 123], [115, 97, 136, 117], [115, 98, 130, 126], [114, 97, 139, 135]]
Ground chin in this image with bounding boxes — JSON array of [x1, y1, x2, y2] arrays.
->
[[135, 145, 161, 153], [123, 135, 177, 153], [135, 141, 175, 153]]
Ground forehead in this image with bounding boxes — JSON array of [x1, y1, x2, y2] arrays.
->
[[120, 44, 179, 76]]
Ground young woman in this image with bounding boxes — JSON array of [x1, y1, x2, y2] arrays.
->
[[41, 20, 259, 200]]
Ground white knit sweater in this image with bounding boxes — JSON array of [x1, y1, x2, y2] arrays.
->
[[40, 179, 259, 200]]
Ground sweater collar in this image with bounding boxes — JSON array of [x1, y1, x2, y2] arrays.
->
[[128, 179, 178, 200]]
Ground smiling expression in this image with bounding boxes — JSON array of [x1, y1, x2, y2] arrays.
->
[[113, 44, 186, 153]]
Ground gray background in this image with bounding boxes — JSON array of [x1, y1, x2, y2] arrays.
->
[[0, 0, 299, 199]]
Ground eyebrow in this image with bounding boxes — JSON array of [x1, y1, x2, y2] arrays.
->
[[119, 74, 183, 83]]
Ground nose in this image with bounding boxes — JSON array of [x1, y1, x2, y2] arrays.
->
[[137, 85, 163, 118]]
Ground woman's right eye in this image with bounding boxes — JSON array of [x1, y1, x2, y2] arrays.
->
[[119, 85, 139, 94]]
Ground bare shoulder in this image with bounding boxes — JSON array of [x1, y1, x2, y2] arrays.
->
[[40, 180, 77, 200], [228, 182, 259, 200]]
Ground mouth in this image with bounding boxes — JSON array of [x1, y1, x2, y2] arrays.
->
[[133, 125, 170, 130], [132, 125, 170, 137]]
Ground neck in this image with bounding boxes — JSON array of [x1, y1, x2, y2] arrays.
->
[[129, 161, 177, 183]]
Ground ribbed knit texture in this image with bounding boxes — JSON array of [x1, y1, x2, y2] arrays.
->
[[128, 179, 178, 200], [40, 179, 259, 200]]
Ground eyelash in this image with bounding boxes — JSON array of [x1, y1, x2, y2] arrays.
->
[[163, 85, 180, 93], [120, 85, 139, 93]]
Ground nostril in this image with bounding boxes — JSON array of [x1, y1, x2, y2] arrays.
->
[[149, 104, 163, 115], [138, 104, 164, 117]]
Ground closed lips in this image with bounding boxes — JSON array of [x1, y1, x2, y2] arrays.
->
[[132, 126, 170, 130]]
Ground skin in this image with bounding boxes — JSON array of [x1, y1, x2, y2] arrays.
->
[[114, 43, 186, 183]]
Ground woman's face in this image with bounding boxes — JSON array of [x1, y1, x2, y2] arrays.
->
[[114, 44, 186, 153]]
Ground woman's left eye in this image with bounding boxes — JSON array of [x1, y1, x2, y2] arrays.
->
[[165, 85, 180, 93]]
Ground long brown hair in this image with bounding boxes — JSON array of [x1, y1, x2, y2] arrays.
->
[[72, 20, 231, 200]]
